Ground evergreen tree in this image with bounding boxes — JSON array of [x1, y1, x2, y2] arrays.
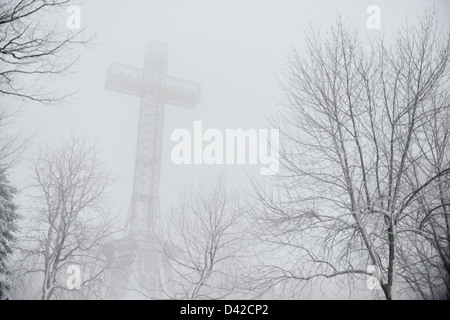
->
[[0, 168, 17, 300]]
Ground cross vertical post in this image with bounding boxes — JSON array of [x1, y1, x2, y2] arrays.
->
[[104, 41, 201, 295]]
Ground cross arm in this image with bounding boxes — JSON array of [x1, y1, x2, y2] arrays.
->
[[163, 76, 201, 109], [105, 63, 201, 109], [105, 63, 148, 97]]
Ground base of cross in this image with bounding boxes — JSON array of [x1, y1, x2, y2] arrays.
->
[[99, 235, 175, 299]]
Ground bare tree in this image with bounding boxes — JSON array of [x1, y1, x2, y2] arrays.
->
[[252, 11, 450, 300], [398, 91, 450, 299], [160, 177, 246, 300], [1, 2, 86, 298], [14, 137, 120, 300], [0, 0, 85, 103], [0, 0, 85, 167]]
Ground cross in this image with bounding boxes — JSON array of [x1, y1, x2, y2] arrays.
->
[[106, 41, 201, 241]]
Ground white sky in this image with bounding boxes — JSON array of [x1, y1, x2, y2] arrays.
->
[[9, 0, 450, 219]]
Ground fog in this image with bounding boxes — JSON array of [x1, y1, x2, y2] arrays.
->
[[11, 0, 447, 213], [2, 0, 450, 300]]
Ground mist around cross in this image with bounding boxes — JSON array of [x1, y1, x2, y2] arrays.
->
[[1, 0, 450, 301]]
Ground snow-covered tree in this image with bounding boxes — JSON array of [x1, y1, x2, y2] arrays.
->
[[16, 137, 119, 300], [252, 11, 450, 300], [160, 176, 247, 300], [0, 168, 17, 300]]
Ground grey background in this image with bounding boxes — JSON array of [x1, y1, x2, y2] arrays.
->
[[10, 0, 450, 223]]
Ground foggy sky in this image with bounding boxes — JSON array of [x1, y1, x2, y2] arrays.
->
[[9, 0, 450, 219]]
